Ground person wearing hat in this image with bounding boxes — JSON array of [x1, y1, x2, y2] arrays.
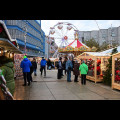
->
[[20, 55, 32, 86], [79, 60, 88, 85]]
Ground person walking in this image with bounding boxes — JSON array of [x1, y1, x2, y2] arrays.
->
[[32, 58, 37, 76], [0, 56, 15, 96], [79, 60, 88, 85], [73, 60, 80, 82], [47, 58, 52, 70], [20, 56, 32, 86], [40, 57, 47, 76], [30, 60, 34, 82], [66, 56, 73, 82], [57, 57, 62, 79], [62, 57, 67, 75]]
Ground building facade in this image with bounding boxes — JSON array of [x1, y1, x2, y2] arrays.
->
[[45, 35, 50, 59], [78, 26, 120, 46], [3, 20, 45, 57]]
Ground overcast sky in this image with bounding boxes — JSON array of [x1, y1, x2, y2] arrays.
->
[[41, 20, 120, 36]]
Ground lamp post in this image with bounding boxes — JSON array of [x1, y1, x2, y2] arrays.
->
[[23, 21, 28, 55]]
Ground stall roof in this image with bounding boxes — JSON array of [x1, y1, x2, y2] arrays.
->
[[84, 52, 111, 56], [100, 46, 120, 54], [0, 20, 23, 54], [0, 38, 23, 54], [77, 52, 111, 58]]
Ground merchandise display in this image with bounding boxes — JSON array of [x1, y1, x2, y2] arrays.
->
[[14, 54, 25, 80], [75, 52, 110, 83], [112, 52, 120, 90], [115, 58, 120, 84]]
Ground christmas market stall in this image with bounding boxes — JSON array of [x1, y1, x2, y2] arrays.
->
[[0, 20, 22, 58], [0, 21, 23, 80], [75, 52, 111, 83], [112, 52, 120, 90]]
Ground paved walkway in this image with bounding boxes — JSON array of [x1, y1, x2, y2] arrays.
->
[[14, 69, 120, 100]]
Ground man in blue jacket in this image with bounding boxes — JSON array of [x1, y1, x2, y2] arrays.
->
[[40, 57, 47, 76], [66, 56, 73, 82], [20, 56, 32, 86]]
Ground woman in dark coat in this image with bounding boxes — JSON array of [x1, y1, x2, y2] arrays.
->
[[47, 58, 52, 70], [73, 60, 80, 82], [32, 58, 37, 76]]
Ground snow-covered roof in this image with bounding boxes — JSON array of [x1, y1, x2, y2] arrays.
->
[[100, 46, 120, 54], [82, 52, 111, 56]]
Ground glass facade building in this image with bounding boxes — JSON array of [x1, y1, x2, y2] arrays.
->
[[3, 20, 45, 57]]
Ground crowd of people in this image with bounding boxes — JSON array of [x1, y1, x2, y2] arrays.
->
[[0, 55, 89, 98], [57, 56, 88, 84]]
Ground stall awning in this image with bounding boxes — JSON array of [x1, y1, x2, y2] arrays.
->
[[0, 38, 23, 54]]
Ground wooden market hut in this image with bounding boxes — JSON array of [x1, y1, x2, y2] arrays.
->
[[112, 52, 120, 90], [75, 52, 111, 83], [0, 20, 22, 58]]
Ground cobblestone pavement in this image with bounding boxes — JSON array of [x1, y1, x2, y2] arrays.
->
[[14, 69, 120, 100]]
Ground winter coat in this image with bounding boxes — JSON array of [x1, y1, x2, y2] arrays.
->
[[40, 59, 47, 67], [32, 61, 37, 69], [58, 60, 62, 69], [62, 61, 66, 70], [0, 62, 15, 95], [66, 60, 73, 71], [73, 63, 80, 76], [79, 63, 88, 75], [30, 61, 34, 74], [47, 60, 52, 66], [20, 58, 32, 72]]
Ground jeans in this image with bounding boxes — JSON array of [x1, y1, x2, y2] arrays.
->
[[33, 68, 37, 75], [67, 70, 71, 82]]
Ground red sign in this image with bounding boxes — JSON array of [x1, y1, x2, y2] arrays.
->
[[0, 26, 3, 33]]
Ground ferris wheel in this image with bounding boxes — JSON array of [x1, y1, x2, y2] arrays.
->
[[47, 22, 79, 58]]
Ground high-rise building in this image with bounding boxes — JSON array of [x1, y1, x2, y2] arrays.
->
[[3, 20, 45, 57], [78, 26, 120, 46]]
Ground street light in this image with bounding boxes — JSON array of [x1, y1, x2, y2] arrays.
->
[[22, 20, 28, 55]]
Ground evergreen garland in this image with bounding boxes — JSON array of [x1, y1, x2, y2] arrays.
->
[[103, 48, 118, 86]]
